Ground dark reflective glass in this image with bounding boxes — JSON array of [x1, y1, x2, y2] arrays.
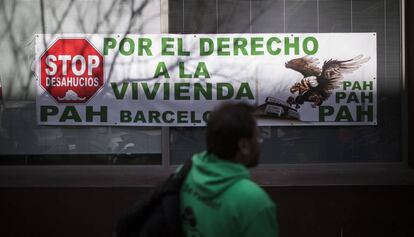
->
[[169, 0, 402, 164]]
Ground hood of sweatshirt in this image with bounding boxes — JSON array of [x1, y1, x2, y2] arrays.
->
[[187, 151, 250, 199]]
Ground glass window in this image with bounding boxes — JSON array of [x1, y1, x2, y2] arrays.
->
[[0, 0, 162, 165], [169, 0, 403, 164], [0, 0, 404, 166]]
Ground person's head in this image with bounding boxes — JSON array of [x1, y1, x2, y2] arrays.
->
[[206, 102, 260, 167]]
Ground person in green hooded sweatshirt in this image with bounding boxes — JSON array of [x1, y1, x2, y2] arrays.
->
[[180, 102, 279, 237]]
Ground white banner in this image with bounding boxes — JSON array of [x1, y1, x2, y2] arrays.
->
[[35, 33, 377, 126]]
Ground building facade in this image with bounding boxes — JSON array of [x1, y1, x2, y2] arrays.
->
[[0, 0, 413, 236]]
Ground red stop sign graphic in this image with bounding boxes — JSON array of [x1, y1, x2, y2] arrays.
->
[[40, 38, 104, 103]]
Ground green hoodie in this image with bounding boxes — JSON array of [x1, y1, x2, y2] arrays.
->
[[180, 152, 279, 237]]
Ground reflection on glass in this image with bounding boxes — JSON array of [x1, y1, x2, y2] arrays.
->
[[0, 102, 162, 165], [169, 0, 402, 164]]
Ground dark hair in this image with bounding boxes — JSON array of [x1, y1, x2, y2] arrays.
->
[[206, 102, 256, 160]]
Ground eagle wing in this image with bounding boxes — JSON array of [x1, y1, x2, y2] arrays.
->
[[285, 56, 322, 77], [319, 55, 370, 94]]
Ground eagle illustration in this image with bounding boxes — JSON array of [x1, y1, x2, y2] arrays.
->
[[285, 55, 370, 108]]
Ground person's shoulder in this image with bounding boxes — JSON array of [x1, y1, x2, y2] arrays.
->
[[227, 179, 274, 207]]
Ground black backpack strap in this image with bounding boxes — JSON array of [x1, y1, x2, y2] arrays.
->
[[162, 158, 193, 237], [162, 157, 193, 195], [175, 158, 193, 182]]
